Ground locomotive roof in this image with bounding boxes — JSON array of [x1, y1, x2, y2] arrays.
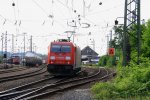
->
[[51, 41, 75, 46]]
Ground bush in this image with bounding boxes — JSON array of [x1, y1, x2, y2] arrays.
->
[[92, 82, 115, 99], [98, 49, 122, 67], [91, 64, 150, 99], [98, 55, 108, 66], [106, 56, 116, 67]]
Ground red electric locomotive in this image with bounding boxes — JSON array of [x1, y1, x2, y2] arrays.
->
[[47, 39, 81, 76]]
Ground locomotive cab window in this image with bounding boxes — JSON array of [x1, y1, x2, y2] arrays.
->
[[61, 46, 71, 52], [51, 45, 61, 52], [51, 45, 71, 52]]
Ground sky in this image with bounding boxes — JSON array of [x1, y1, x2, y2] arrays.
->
[[0, 0, 150, 56]]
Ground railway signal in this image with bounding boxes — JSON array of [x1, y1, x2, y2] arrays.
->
[[3, 54, 7, 58], [115, 20, 118, 25], [108, 48, 115, 56]]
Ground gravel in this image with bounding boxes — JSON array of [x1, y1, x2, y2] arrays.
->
[[47, 89, 93, 100], [0, 67, 48, 91], [62, 89, 93, 100], [0, 67, 40, 78], [41, 88, 93, 100], [38, 67, 99, 100], [40, 66, 111, 100], [0, 66, 115, 100]]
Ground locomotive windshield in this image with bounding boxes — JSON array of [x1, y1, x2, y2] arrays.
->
[[51, 45, 71, 52]]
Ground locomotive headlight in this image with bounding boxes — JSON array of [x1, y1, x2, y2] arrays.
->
[[50, 56, 55, 60], [66, 56, 71, 60]]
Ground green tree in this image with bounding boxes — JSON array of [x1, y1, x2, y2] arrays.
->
[[98, 55, 108, 66], [141, 20, 150, 58], [113, 25, 124, 49]]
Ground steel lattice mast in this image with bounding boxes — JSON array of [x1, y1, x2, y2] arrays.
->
[[123, 0, 141, 66]]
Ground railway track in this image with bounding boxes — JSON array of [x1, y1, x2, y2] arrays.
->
[[0, 76, 70, 100], [0, 67, 116, 100], [0, 66, 46, 83], [0, 67, 27, 74]]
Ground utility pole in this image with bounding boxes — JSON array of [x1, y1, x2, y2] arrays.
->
[[4, 31, 7, 68], [30, 35, 32, 52], [123, 0, 127, 66], [12, 34, 14, 54], [123, 0, 141, 66], [110, 30, 112, 47], [106, 35, 109, 55], [1, 33, 4, 56], [137, 0, 141, 65], [11, 34, 14, 67], [24, 33, 26, 56], [23, 33, 26, 66], [5, 32, 7, 57]]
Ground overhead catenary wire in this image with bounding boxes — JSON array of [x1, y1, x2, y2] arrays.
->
[[86, 3, 124, 16], [0, 0, 103, 32], [0, 13, 34, 34], [0, 0, 124, 55], [56, 0, 97, 26], [0, 13, 66, 37], [32, 0, 49, 16], [0, 0, 113, 38], [31, 0, 68, 30]]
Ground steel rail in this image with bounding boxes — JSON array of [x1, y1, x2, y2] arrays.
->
[[0, 70, 84, 97], [0, 76, 54, 95], [25, 70, 116, 100], [10, 68, 102, 100], [0, 69, 47, 83], [8, 77, 71, 100], [0, 76, 56, 99], [0, 67, 27, 74], [0, 66, 46, 82], [0, 66, 44, 79]]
